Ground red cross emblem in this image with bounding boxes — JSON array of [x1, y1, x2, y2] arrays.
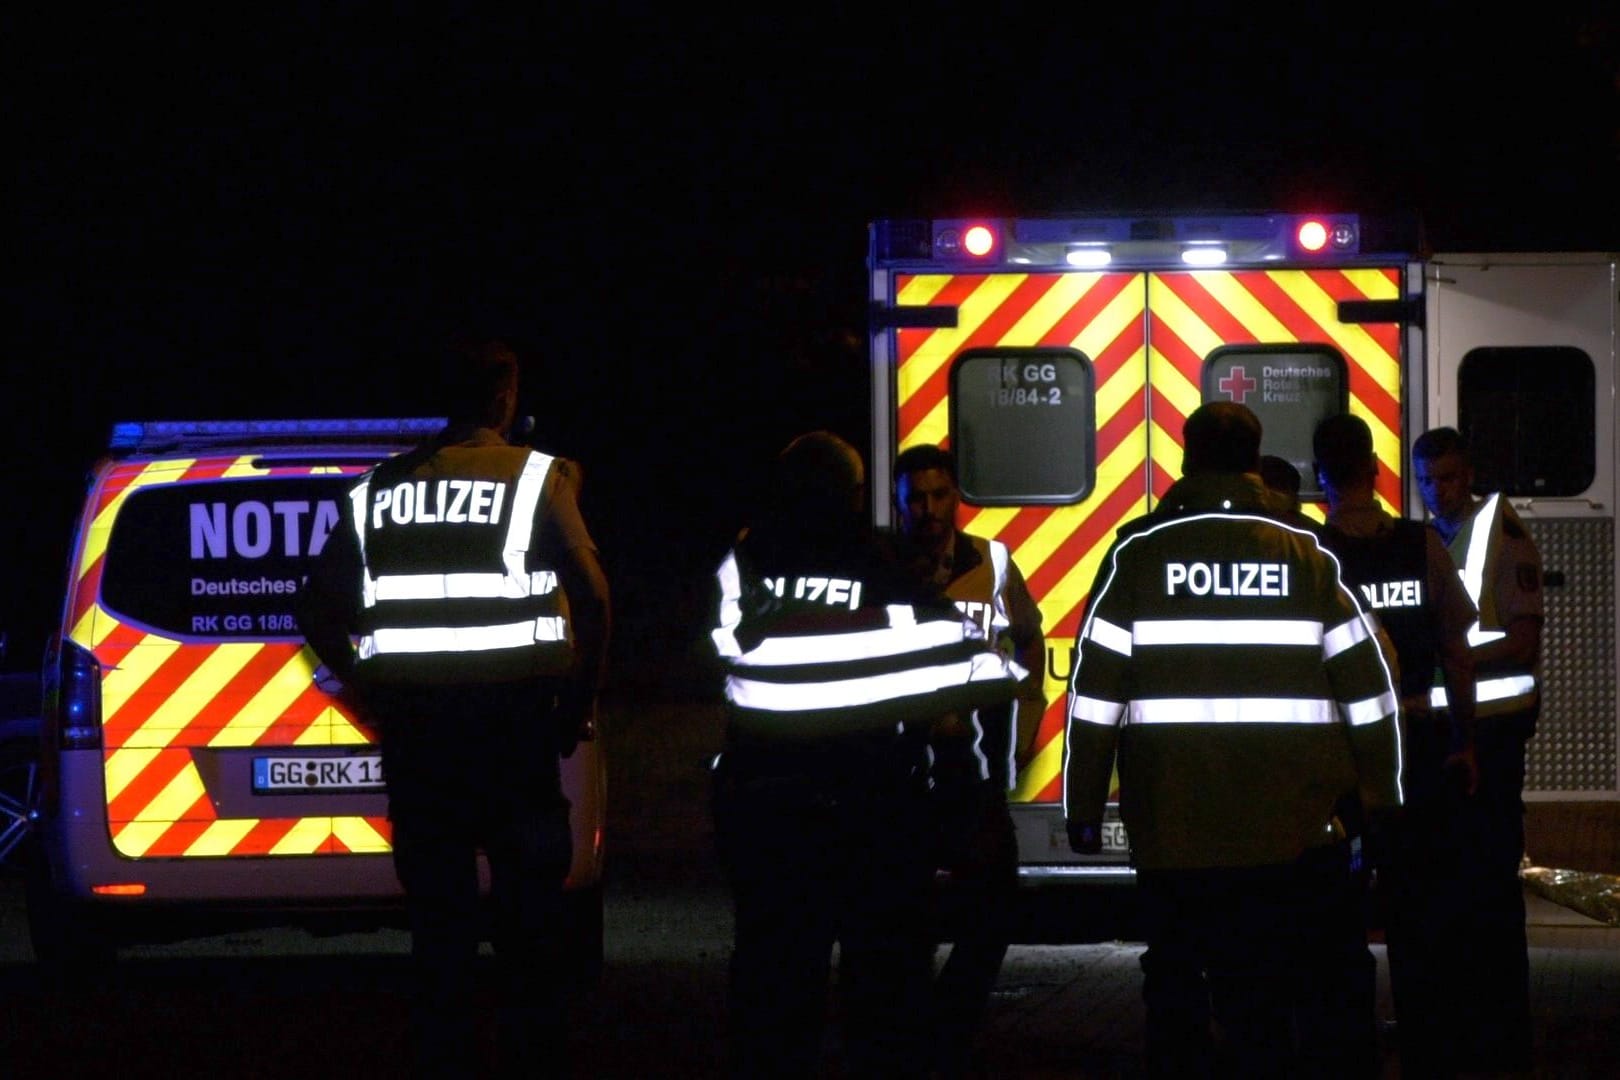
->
[[1218, 366, 1257, 404]]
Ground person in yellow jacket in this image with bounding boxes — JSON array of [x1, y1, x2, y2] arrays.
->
[[1413, 425, 1544, 1074], [891, 443, 1045, 1077]]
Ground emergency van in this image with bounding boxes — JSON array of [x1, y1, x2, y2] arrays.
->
[[27, 419, 606, 970], [868, 215, 1618, 936]]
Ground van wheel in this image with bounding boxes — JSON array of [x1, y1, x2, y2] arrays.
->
[[24, 857, 116, 974], [562, 882, 603, 989], [0, 739, 39, 874]]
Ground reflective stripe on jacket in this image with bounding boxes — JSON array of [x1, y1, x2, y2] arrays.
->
[[349, 445, 574, 685], [712, 547, 1024, 742], [1427, 493, 1540, 717]]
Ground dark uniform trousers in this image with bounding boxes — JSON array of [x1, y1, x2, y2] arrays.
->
[[375, 681, 574, 1080], [1136, 842, 1370, 1079], [712, 734, 937, 1080], [927, 709, 1021, 1076], [1458, 716, 1535, 1072]]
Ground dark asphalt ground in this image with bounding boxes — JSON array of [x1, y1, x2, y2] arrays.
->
[[1, 696, 1615, 1078]]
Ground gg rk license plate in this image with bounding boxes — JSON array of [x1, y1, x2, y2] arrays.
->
[[253, 754, 386, 793]]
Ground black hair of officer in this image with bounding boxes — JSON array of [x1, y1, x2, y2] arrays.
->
[[437, 338, 521, 430], [1312, 413, 1378, 491], [1182, 401, 1263, 475], [1260, 455, 1302, 499], [893, 443, 958, 486]]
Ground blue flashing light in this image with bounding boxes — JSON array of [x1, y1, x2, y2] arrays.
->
[[108, 418, 447, 453]]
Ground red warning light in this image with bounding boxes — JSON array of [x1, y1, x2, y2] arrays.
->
[[963, 224, 996, 257], [1296, 219, 1330, 253]]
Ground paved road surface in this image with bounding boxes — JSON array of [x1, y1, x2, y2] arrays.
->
[[1, 696, 1615, 1078]]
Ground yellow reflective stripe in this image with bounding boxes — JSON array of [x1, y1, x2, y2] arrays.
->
[[186, 818, 259, 857], [110, 765, 209, 856], [104, 746, 161, 803], [127, 641, 260, 746], [100, 635, 182, 729], [332, 816, 391, 853], [211, 647, 330, 747], [270, 816, 334, 855]]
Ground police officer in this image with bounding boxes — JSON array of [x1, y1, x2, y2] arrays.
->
[[1065, 402, 1402, 1078], [296, 339, 612, 1078], [891, 442, 1044, 1076], [1314, 413, 1479, 1076], [710, 431, 1023, 1080], [1413, 425, 1544, 1074]]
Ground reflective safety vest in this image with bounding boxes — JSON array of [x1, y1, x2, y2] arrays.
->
[[942, 534, 1019, 785], [348, 446, 575, 685], [1429, 493, 1540, 717], [711, 547, 1024, 741]]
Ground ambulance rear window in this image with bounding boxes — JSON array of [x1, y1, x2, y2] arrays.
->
[[1202, 345, 1348, 503], [1459, 346, 1595, 497], [99, 476, 356, 639], [949, 348, 1095, 505]]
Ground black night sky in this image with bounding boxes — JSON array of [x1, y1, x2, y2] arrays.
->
[[6, 7, 1618, 675]]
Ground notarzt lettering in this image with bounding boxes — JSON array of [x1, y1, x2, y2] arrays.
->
[[1165, 562, 1290, 597], [370, 479, 507, 529], [191, 500, 343, 559], [1359, 579, 1424, 609], [764, 575, 865, 610]]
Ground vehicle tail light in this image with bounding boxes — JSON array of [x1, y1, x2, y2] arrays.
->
[[44, 638, 102, 751]]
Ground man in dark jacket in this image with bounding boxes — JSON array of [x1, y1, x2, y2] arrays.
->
[[1065, 402, 1402, 1077]]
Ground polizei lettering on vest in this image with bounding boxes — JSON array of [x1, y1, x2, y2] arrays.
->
[[1359, 579, 1424, 609], [1165, 562, 1290, 597], [763, 575, 865, 610], [370, 479, 507, 529]]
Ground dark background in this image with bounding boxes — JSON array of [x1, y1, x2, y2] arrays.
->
[[6, 7, 1618, 678]]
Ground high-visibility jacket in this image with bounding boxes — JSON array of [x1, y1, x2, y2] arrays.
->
[[1065, 472, 1402, 871], [345, 439, 576, 686], [939, 533, 1044, 789], [712, 540, 1024, 744], [1428, 493, 1542, 719]]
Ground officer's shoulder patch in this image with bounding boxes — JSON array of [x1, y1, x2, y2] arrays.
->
[[1517, 563, 1541, 592]]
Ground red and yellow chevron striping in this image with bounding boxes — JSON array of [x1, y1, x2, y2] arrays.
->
[[894, 267, 1405, 804]]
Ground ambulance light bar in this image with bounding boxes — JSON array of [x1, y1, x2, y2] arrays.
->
[[873, 214, 1403, 270], [109, 418, 447, 453]]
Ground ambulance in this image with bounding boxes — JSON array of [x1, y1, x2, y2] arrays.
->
[[868, 214, 1618, 937], [27, 418, 606, 970]]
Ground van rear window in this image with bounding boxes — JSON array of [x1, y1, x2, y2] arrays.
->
[[100, 476, 355, 639]]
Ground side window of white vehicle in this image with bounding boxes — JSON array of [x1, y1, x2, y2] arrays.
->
[[1459, 346, 1595, 497]]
